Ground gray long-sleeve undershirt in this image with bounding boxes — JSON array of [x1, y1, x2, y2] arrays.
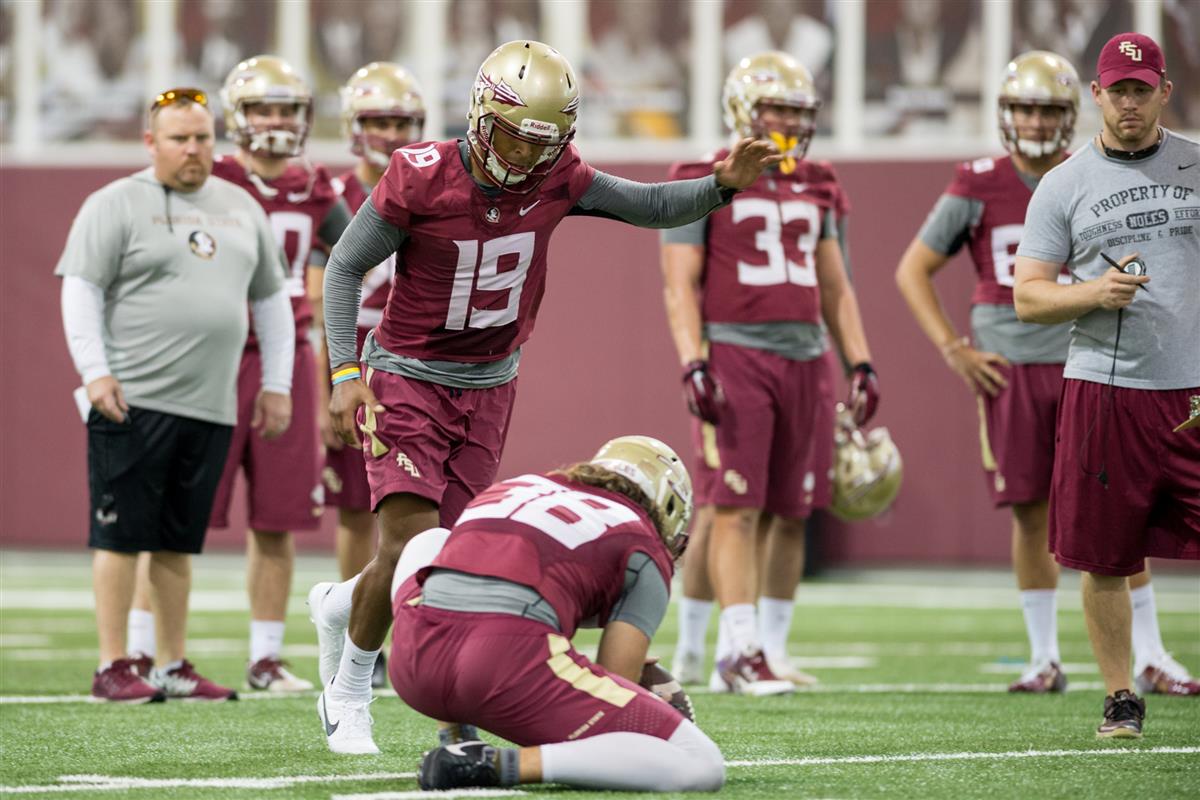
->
[[323, 164, 734, 368]]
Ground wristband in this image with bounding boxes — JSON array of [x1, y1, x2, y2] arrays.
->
[[331, 367, 361, 386]]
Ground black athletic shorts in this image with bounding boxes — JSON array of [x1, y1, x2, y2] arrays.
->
[[87, 407, 233, 554]]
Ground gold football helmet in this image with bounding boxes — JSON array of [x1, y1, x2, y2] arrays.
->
[[998, 51, 1080, 159], [724, 51, 820, 170], [591, 435, 693, 555], [466, 40, 579, 194], [830, 404, 902, 522], [221, 55, 312, 157], [341, 62, 426, 168]]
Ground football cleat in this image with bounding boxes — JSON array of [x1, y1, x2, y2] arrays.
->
[[1096, 690, 1145, 739], [318, 690, 380, 755], [1008, 661, 1068, 694], [766, 655, 819, 687], [151, 660, 237, 701], [371, 651, 389, 690], [1135, 654, 1200, 696], [246, 657, 314, 692], [438, 723, 482, 746], [418, 741, 501, 790], [672, 649, 706, 686], [92, 659, 165, 704], [717, 648, 795, 696], [128, 651, 154, 679], [708, 666, 731, 694], [308, 581, 344, 688]]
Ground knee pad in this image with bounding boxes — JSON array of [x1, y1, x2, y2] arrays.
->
[[668, 719, 726, 791]]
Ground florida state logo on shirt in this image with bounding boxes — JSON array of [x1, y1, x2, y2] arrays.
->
[[485, 206, 501, 224], [188, 230, 217, 260]]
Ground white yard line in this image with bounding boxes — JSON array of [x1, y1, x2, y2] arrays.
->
[[0, 773, 414, 795], [724, 745, 1200, 767]]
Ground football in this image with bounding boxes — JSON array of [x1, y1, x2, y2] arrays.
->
[[639, 661, 696, 722]]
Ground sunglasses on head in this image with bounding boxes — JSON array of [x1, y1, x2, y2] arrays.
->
[[150, 87, 208, 113]]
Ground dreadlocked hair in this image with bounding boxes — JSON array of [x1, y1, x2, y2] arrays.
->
[[550, 462, 670, 544]]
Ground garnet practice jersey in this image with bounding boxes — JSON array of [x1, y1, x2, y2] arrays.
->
[[336, 170, 394, 338], [670, 151, 848, 325], [420, 474, 675, 639], [944, 155, 1063, 306], [370, 140, 595, 362], [212, 156, 339, 340]]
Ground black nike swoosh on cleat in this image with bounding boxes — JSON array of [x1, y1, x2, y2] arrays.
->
[[322, 695, 340, 736], [1180, 163, 1197, 170]]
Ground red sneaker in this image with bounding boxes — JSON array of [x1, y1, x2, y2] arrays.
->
[[128, 652, 154, 679], [1135, 654, 1200, 696], [152, 660, 238, 701], [716, 648, 795, 696], [92, 659, 166, 703], [1008, 661, 1068, 694]]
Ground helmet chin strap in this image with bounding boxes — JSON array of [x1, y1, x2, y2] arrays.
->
[[1015, 137, 1059, 158]]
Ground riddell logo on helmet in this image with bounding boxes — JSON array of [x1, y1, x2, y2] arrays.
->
[[1119, 41, 1143, 61]]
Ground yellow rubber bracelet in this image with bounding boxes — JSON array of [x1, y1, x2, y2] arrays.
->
[[331, 367, 361, 381]]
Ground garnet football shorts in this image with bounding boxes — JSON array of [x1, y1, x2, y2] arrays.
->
[[977, 362, 1063, 507]]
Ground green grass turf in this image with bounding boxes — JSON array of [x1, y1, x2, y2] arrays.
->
[[1, 552, 1197, 799]]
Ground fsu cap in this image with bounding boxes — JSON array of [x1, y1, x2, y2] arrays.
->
[[1097, 33, 1166, 88]]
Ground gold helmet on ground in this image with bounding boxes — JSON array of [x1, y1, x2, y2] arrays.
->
[[591, 435, 693, 555], [998, 51, 1080, 159], [221, 55, 312, 157], [466, 40, 579, 194], [723, 51, 820, 170], [341, 62, 426, 168], [830, 404, 902, 522]]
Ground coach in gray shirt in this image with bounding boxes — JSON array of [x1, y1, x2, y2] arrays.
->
[[1013, 34, 1199, 739], [56, 89, 295, 703]]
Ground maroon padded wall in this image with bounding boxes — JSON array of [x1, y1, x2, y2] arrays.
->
[[1, 158, 1010, 563]]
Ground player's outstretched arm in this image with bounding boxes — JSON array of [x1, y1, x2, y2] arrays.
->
[[713, 137, 784, 189], [896, 238, 1009, 396]]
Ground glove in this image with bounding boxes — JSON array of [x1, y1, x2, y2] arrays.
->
[[682, 359, 725, 425], [847, 362, 880, 426]]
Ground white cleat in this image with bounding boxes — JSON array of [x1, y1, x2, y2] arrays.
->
[[766, 655, 819, 687], [708, 667, 731, 694], [672, 649, 706, 686], [308, 581, 343, 688], [318, 690, 380, 755]]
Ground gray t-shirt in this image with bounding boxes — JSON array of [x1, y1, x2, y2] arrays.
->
[[918, 188, 1071, 364], [1017, 130, 1200, 389], [55, 168, 286, 424]]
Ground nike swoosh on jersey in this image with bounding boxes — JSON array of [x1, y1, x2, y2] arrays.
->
[[1180, 163, 1197, 170], [519, 201, 541, 216]]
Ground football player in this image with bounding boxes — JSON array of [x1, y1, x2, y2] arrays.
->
[[320, 62, 426, 690], [663, 52, 878, 696], [315, 436, 724, 792], [895, 51, 1197, 696], [311, 39, 781, 754], [129, 55, 352, 694]]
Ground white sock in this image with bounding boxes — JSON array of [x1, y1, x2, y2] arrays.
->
[[757, 596, 794, 662], [541, 723, 723, 792], [714, 609, 733, 661], [1019, 589, 1059, 665], [676, 598, 713, 657], [249, 619, 285, 663], [328, 633, 379, 701], [1130, 583, 1166, 671], [720, 603, 759, 656], [323, 574, 360, 629], [126, 608, 156, 658]]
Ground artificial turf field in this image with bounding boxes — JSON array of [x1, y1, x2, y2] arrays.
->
[[1, 551, 1197, 799]]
